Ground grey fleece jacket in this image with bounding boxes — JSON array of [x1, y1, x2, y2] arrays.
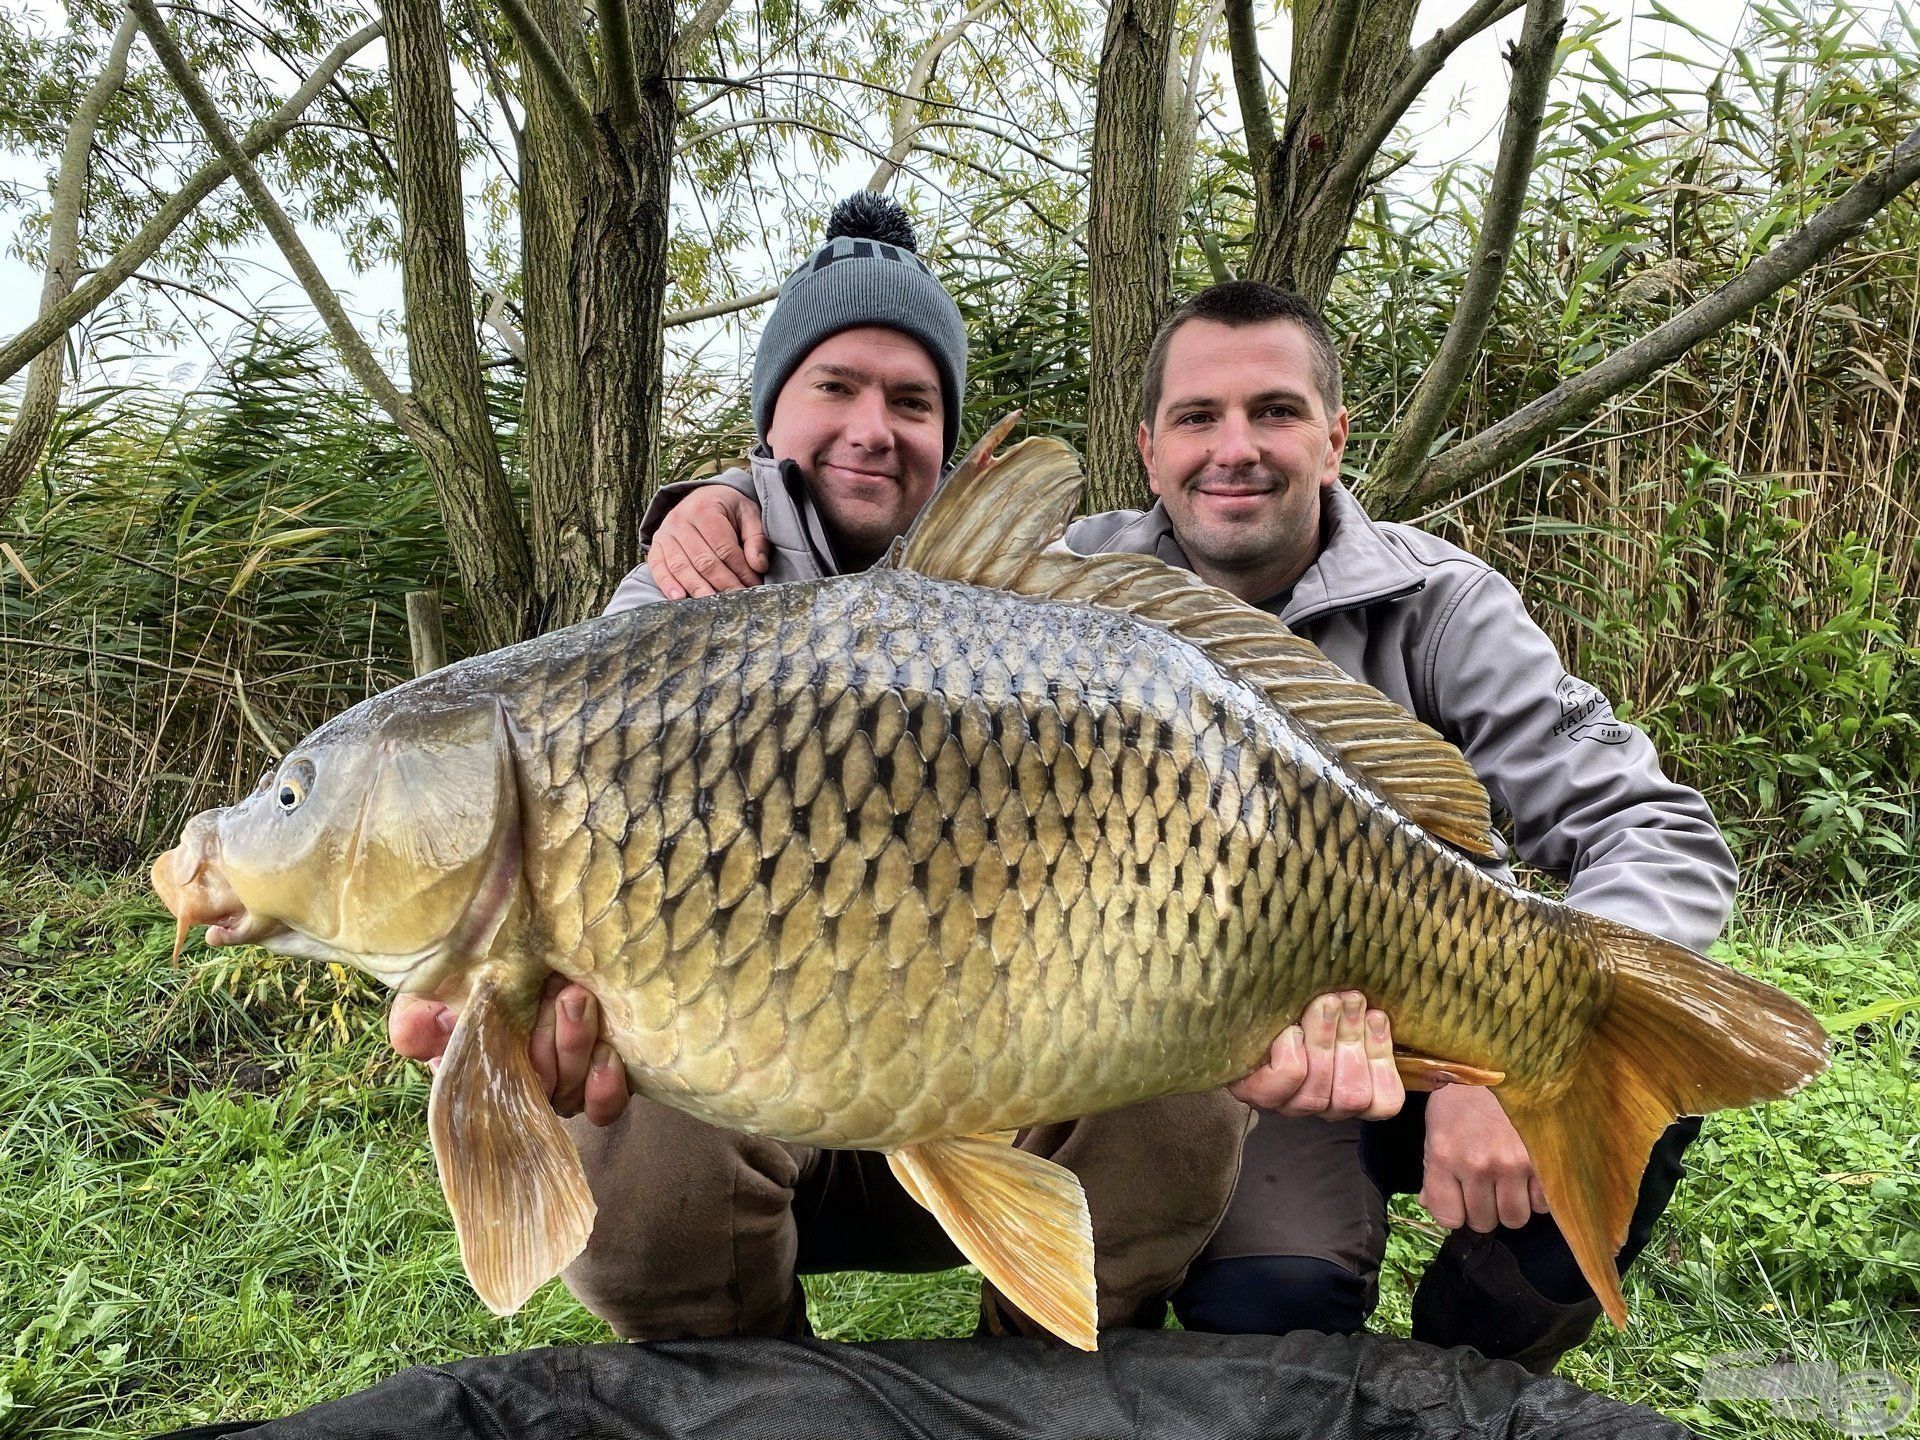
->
[[606, 468, 1736, 954]]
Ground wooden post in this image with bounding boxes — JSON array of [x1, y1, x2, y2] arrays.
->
[[405, 589, 446, 677]]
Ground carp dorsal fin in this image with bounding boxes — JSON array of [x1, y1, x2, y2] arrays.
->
[[887, 1135, 1097, 1350], [928, 434, 1496, 856], [985, 545, 1497, 857], [895, 413, 1078, 580]]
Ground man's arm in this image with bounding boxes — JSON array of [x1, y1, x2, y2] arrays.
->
[[1423, 567, 1737, 951], [1413, 565, 1736, 1232], [610, 473, 768, 609]]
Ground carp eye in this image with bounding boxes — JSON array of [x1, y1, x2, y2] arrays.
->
[[275, 759, 315, 813]]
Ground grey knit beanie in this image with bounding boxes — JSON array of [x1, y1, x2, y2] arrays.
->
[[751, 194, 968, 462]]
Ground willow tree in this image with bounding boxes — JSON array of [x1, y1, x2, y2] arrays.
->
[[1087, 0, 1920, 517], [0, 0, 1091, 648]]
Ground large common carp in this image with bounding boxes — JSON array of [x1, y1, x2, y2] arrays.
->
[[151, 430, 1828, 1349]]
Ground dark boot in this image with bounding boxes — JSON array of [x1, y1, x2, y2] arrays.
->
[[1411, 1228, 1602, 1374]]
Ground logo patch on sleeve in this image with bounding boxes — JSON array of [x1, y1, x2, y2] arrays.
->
[[1551, 676, 1633, 746]]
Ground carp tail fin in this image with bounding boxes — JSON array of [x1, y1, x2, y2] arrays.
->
[[888, 1135, 1097, 1350], [1501, 916, 1827, 1328]]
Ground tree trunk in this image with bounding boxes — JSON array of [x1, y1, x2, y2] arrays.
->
[[519, 0, 593, 628], [382, 0, 536, 649], [0, 10, 136, 522], [1247, 0, 1419, 305], [567, 117, 673, 625], [1085, 0, 1176, 512], [514, 0, 675, 628]]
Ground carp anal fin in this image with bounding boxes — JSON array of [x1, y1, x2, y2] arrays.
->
[[1499, 915, 1828, 1329], [888, 1135, 1097, 1351], [429, 967, 598, 1316], [1394, 1050, 1504, 1090], [913, 431, 1495, 858]]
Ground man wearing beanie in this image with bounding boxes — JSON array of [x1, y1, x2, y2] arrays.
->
[[605, 191, 969, 610], [388, 196, 1385, 1345]]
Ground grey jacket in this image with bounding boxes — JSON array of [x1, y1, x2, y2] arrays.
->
[[606, 472, 1736, 953]]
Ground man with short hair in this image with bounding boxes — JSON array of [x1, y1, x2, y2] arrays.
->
[[391, 206, 1399, 1344], [640, 278, 1736, 1372]]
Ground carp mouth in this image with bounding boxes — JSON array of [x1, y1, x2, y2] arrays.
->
[[149, 807, 506, 992], [151, 823, 286, 962]]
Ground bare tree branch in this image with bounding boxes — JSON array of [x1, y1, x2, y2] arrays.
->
[[0, 6, 136, 520], [910, 115, 1089, 174], [1223, 0, 1273, 175], [867, 0, 1004, 193], [597, 0, 643, 131], [670, 68, 1005, 123], [671, 0, 729, 71], [120, 267, 261, 326], [481, 289, 527, 356], [679, 111, 1083, 174], [494, 0, 599, 151], [1368, 0, 1563, 498], [1305, 0, 1364, 120], [1157, 0, 1220, 248], [1324, 0, 1527, 204], [1384, 122, 1920, 515], [663, 284, 776, 326], [127, 0, 412, 426], [0, 19, 385, 389]]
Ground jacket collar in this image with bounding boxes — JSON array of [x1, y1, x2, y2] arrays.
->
[[749, 444, 847, 575], [1116, 482, 1425, 624]]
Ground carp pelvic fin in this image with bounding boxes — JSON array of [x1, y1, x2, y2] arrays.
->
[[429, 967, 598, 1316], [1393, 1050, 1504, 1090], [1499, 915, 1828, 1329], [888, 1136, 1097, 1351]]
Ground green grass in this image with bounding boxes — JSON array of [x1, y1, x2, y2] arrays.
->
[[0, 869, 1914, 1437]]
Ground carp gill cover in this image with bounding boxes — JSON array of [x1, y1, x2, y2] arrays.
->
[[151, 429, 1829, 1350]]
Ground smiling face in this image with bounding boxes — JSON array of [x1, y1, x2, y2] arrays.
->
[[764, 325, 946, 568], [1137, 317, 1349, 604]]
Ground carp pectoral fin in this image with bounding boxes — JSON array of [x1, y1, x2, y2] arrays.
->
[[888, 1137, 1097, 1351], [1499, 914, 1828, 1330], [1393, 1050, 1504, 1090], [428, 970, 598, 1316]]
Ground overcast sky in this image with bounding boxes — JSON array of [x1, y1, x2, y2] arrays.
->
[[0, 0, 1901, 393]]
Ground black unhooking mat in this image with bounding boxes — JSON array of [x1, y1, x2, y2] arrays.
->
[[151, 1329, 1694, 1439]]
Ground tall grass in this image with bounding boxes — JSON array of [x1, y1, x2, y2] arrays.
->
[[0, 335, 449, 869]]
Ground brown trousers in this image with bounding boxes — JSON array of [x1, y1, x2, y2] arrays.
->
[[559, 1090, 1254, 1341]]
